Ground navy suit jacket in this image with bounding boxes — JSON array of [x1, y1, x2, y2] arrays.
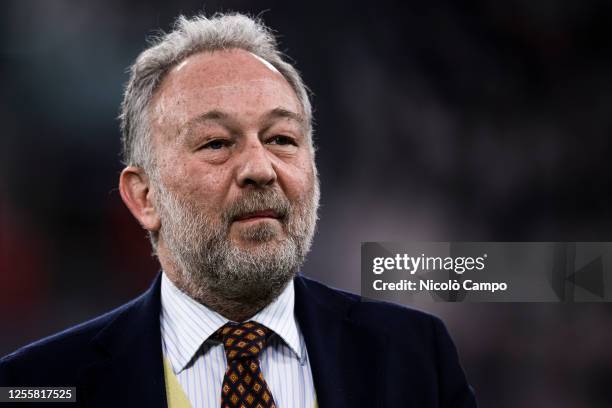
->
[[0, 274, 477, 407]]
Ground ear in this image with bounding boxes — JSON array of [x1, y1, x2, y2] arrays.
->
[[119, 166, 161, 233]]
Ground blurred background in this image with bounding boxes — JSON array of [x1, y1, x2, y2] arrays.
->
[[2, 0, 612, 406]]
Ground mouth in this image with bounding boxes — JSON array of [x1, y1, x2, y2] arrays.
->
[[233, 209, 281, 223]]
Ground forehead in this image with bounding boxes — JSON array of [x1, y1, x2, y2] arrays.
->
[[151, 49, 302, 130]]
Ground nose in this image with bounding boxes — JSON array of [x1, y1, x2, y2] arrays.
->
[[236, 140, 277, 188]]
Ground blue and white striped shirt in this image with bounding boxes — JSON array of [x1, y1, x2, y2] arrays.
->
[[160, 272, 317, 408]]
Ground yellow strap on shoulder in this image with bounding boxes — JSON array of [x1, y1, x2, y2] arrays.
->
[[163, 356, 192, 408]]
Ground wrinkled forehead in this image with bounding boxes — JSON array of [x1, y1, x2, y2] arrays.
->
[[149, 49, 303, 136]]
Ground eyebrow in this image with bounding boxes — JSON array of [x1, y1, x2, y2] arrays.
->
[[262, 108, 307, 128], [182, 107, 307, 134]]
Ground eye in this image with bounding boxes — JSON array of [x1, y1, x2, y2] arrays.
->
[[267, 135, 297, 146], [201, 139, 231, 150]]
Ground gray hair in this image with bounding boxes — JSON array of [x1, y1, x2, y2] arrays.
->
[[119, 12, 313, 172]]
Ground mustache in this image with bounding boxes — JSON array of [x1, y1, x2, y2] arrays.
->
[[222, 189, 291, 224]]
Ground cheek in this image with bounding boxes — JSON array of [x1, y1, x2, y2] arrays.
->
[[281, 159, 316, 202], [160, 157, 232, 205]]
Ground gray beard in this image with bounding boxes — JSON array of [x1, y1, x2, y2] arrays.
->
[[153, 178, 319, 317]]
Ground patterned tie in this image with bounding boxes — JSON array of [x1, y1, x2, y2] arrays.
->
[[214, 321, 277, 408]]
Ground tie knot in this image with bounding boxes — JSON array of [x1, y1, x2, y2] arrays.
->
[[214, 321, 272, 361]]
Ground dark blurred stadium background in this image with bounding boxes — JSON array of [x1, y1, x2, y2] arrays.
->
[[2, 1, 612, 406]]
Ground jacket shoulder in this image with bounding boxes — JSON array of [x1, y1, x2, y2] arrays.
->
[[0, 296, 142, 385], [296, 274, 441, 333], [296, 275, 477, 407]]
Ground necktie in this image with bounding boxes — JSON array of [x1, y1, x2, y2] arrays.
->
[[214, 321, 277, 408]]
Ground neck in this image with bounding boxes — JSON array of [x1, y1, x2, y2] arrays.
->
[[183, 287, 268, 323]]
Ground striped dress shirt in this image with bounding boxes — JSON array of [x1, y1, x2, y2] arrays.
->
[[160, 272, 317, 408]]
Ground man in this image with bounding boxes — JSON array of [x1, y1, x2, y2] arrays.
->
[[0, 13, 477, 408]]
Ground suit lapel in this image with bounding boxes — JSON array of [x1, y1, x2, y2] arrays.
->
[[294, 275, 387, 408], [77, 273, 167, 408], [75, 273, 386, 408]]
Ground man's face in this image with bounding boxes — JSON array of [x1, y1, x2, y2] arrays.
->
[[148, 49, 319, 305]]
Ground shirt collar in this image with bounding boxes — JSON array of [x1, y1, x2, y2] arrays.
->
[[160, 272, 304, 373]]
